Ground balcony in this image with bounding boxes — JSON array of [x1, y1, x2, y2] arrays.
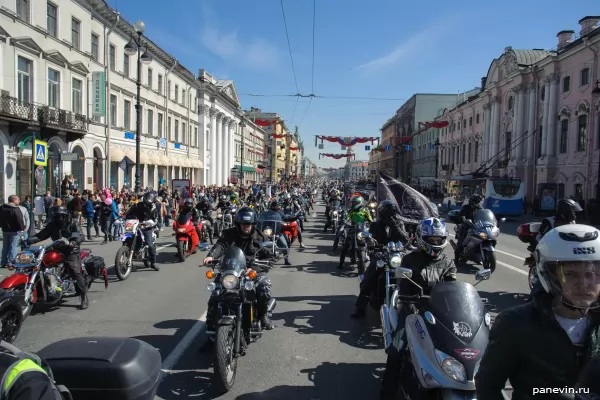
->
[[0, 95, 87, 139]]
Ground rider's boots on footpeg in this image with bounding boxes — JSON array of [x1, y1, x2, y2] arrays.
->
[[80, 294, 89, 310]]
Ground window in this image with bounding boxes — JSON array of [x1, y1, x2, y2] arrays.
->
[[559, 119, 568, 153], [167, 117, 172, 139], [469, 117, 472, 127], [194, 127, 198, 147], [16, 0, 29, 22], [158, 113, 163, 137], [123, 100, 131, 129], [474, 142, 479, 163], [109, 44, 116, 71], [541, 86, 545, 101], [504, 132, 512, 160], [476, 114, 480, 124], [577, 114, 588, 151], [147, 110, 154, 135], [17, 56, 32, 104], [47, 2, 57, 37], [71, 18, 81, 50], [147, 68, 153, 89], [182, 90, 186, 106], [123, 54, 129, 77], [72, 78, 82, 114], [182, 122, 186, 144], [91, 34, 99, 61], [167, 80, 171, 98], [462, 144, 466, 164], [508, 97, 514, 110], [174, 120, 179, 142], [158, 74, 163, 94], [563, 76, 570, 92], [468, 142, 472, 163], [47, 69, 60, 107], [174, 84, 179, 102], [581, 68, 590, 86], [491, 179, 521, 197], [537, 126, 543, 157], [110, 94, 117, 127]]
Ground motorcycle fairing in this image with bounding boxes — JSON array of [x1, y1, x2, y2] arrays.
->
[[118, 233, 134, 241]]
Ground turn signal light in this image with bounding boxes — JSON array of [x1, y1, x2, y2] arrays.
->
[[247, 270, 257, 279], [206, 270, 214, 279]]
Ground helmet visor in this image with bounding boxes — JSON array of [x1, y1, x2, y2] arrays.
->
[[545, 260, 600, 309], [423, 236, 446, 246]]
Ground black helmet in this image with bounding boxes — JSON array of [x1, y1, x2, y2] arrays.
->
[[469, 194, 483, 207], [234, 207, 257, 229], [556, 198, 582, 222], [51, 205, 70, 228], [378, 200, 399, 219], [142, 192, 156, 205], [183, 198, 193, 209], [270, 200, 280, 211]]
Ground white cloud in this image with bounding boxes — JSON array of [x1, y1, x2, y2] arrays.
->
[[357, 22, 451, 73]]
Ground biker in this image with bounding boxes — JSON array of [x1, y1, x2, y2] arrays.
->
[[179, 198, 202, 241], [475, 224, 600, 399], [230, 193, 240, 207], [350, 200, 410, 318], [216, 195, 230, 210], [26, 205, 89, 309], [380, 217, 457, 399], [291, 190, 309, 223], [269, 200, 293, 265], [281, 193, 306, 248], [337, 196, 373, 269], [246, 192, 257, 206], [454, 193, 483, 262], [125, 192, 159, 271], [202, 207, 275, 329], [324, 190, 342, 233]]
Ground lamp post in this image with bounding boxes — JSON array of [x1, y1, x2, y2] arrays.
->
[[434, 137, 440, 198], [239, 119, 246, 185], [124, 21, 152, 193], [592, 80, 600, 201]]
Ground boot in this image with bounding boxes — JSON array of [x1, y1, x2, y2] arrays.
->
[[350, 307, 366, 318], [258, 303, 274, 330], [151, 263, 160, 271], [79, 294, 89, 310], [299, 242, 306, 249], [284, 258, 291, 266], [337, 261, 344, 269]]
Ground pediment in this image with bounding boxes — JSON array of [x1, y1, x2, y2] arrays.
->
[[216, 80, 240, 106], [10, 37, 42, 56], [43, 49, 69, 67], [70, 61, 89, 76], [0, 25, 10, 42]]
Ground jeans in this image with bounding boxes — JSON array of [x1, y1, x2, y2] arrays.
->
[[276, 235, 290, 259], [1, 231, 21, 267], [355, 258, 379, 310], [339, 236, 356, 265], [85, 216, 95, 240], [380, 308, 409, 400], [141, 228, 156, 264], [66, 250, 87, 295]]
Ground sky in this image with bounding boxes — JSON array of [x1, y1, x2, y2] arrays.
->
[[106, 0, 598, 169]]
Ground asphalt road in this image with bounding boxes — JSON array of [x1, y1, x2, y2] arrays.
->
[[5, 201, 532, 399]]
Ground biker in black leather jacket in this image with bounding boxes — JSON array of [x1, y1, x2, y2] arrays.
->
[[281, 193, 305, 248], [179, 198, 202, 240], [454, 194, 483, 261], [203, 207, 275, 329], [351, 200, 410, 318], [476, 224, 600, 400], [216, 195, 231, 211], [125, 193, 159, 271], [381, 217, 457, 400], [269, 200, 292, 266], [27, 206, 89, 309]]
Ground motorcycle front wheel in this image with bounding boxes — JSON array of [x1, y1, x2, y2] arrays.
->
[[215, 324, 238, 392], [483, 250, 497, 273], [357, 249, 366, 275], [115, 246, 133, 281], [177, 241, 189, 262]]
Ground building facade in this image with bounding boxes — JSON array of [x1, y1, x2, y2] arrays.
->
[[369, 117, 396, 177], [230, 116, 266, 185], [348, 161, 369, 180], [437, 16, 600, 202]]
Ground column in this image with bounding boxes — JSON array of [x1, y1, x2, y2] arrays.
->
[[542, 79, 550, 156], [228, 122, 235, 180], [510, 93, 519, 161], [493, 97, 501, 160], [221, 117, 229, 185], [527, 84, 536, 160], [516, 86, 526, 160], [209, 108, 218, 185], [483, 105, 491, 161], [546, 74, 559, 157], [216, 113, 223, 185], [490, 101, 499, 160]]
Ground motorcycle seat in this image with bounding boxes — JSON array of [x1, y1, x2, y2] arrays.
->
[[80, 250, 92, 260]]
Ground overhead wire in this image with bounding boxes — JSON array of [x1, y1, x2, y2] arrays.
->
[[297, 0, 316, 129], [280, 0, 300, 124], [239, 92, 407, 101]]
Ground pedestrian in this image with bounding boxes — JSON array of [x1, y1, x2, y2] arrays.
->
[[0, 195, 26, 268]]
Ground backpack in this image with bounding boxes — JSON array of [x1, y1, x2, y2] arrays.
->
[[0, 340, 72, 400]]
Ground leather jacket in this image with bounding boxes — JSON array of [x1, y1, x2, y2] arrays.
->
[[180, 207, 200, 223], [29, 219, 83, 254], [369, 218, 410, 245], [459, 204, 482, 222], [207, 228, 271, 272], [125, 203, 158, 228], [475, 292, 600, 400]]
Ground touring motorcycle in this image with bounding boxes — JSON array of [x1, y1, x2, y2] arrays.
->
[[257, 211, 286, 261], [204, 246, 276, 392]]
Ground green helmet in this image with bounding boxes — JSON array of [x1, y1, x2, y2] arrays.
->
[[350, 196, 364, 210]]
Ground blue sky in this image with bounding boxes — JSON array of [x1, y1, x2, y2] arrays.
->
[[106, 0, 598, 168]]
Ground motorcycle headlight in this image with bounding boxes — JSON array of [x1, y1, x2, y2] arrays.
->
[[263, 228, 273, 237], [244, 281, 255, 291], [177, 228, 187, 233], [357, 231, 364, 241], [125, 225, 135, 232], [332, 211, 338, 216], [207, 282, 216, 292], [376, 260, 385, 268], [14, 252, 34, 264], [390, 255, 402, 268], [492, 228, 499, 238], [434, 350, 467, 383], [478, 232, 488, 239], [221, 274, 239, 290]]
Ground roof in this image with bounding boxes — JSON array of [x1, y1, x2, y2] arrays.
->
[[511, 49, 550, 66]]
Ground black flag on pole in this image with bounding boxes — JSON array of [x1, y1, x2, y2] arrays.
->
[[376, 172, 438, 224]]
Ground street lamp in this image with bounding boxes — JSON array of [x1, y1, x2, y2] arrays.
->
[[239, 119, 246, 185], [124, 20, 152, 193], [434, 137, 440, 198]]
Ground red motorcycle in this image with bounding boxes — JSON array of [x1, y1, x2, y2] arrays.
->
[[282, 212, 302, 245], [173, 213, 202, 261]]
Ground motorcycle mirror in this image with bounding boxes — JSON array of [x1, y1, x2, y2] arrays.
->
[[476, 269, 492, 281], [500, 217, 507, 224], [396, 267, 413, 279], [437, 204, 442, 208]]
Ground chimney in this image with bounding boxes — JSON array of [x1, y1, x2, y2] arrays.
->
[[481, 77, 487, 92], [557, 30, 575, 50], [579, 16, 600, 37]]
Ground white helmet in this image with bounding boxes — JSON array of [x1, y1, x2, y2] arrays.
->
[[536, 224, 600, 310]]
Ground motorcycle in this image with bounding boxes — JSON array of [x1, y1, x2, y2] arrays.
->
[[282, 211, 303, 245], [1, 238, 108, 317], [517, 222, 541, 289], [335, 221, 370, 274], [173, 213, 202, 261], [367, 200, 377, 219], [449, 209, 505, 273], [392, 267, 492, 399], [257, 210, 286, 261], [328, 200, 344, 234], [204, 247, 276, 392], [114, 219, 158, 280]]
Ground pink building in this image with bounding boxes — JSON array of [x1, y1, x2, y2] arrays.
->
[[436, 16, 600, 202]]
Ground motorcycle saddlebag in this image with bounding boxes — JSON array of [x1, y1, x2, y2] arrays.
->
[[37, 337, 162, 400], [84, 255, 106, 278]]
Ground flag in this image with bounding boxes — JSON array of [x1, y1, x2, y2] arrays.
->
[[376, 171, 438, 224]]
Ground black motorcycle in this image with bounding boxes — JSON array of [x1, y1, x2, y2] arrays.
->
[[204, 246, 276, 392]]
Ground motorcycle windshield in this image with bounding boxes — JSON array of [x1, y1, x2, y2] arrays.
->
[[473, 209, 496, 228], [177, 213, 192, 225], [427, 281, 484, 337], [331, 200, 341, 209], [219, 245, 247, 274], [257, 211, 283, 234]]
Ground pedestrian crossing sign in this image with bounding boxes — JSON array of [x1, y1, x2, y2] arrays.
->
[[34, 140, 48, 166]]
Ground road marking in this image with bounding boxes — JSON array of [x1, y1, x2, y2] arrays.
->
[[105, 242, 179, 269], [448, 233, 525, 261], [497, 259, 528, 276], [161, 310, 208, 373]]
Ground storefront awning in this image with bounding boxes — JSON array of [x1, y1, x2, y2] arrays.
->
[[233, 165, 256, 173], [110, 149, 124, 161]]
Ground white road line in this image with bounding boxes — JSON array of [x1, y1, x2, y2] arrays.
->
[[448, 233, 525, 261], [497, 259, 528, 276], [161, 311, 208, 372]]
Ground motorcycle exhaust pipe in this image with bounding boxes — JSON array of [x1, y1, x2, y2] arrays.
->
[[267, 298, 277, 313], [380, 304, 393, 352]]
